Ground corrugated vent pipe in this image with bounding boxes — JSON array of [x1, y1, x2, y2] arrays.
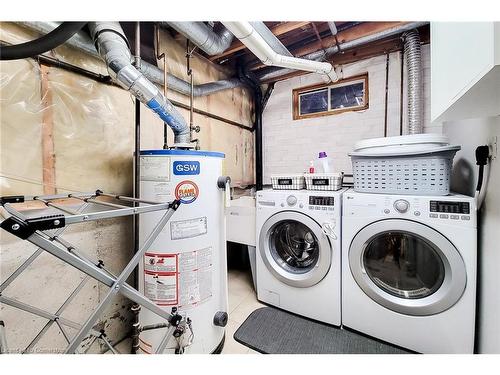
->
[[18, 21, 245, 98], [402, 30, 423, 135], [88, 22, 190, 146]]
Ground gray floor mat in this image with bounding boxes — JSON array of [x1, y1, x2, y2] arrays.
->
[[234, 306, 413, 354]]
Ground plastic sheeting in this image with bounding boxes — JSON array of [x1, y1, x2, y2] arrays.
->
[[0, 22, 255, 353]]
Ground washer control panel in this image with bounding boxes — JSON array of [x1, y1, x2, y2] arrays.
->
[[309, 196, 335, 206], [286, 195, 297, 206]]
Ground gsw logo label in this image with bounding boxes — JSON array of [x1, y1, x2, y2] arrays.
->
[[173, 161, 200, 175]]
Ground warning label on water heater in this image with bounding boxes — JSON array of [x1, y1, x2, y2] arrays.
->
[[140, 156, 170, 182], [170, 216, 207, 240], [144, 247, 213, 309], [144, 253, 178, 305]]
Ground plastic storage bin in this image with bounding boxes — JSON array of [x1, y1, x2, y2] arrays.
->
[[271, 174, 305, 190], [349, 134, 460, 196], [304, 173, 343, 191]]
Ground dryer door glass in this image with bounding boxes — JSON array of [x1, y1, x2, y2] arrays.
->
[[363, 231, 445, 299], [269, 220, 319, 274], [349, 219, 467, 316]]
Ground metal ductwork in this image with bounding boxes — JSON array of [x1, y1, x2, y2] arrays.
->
[[402, 30, 423, 135], [88, 22, 190, 146], [257, 21, 428, 82], [223, 21, 338, 82], [137, 62, 243, 96], [17, 22, 245, 98], [162, 22, 234, 55]]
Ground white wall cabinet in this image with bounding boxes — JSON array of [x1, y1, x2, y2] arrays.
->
[[431, 22, 500, 123]]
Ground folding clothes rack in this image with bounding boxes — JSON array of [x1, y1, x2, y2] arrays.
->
[[0, 190, 189, 354]]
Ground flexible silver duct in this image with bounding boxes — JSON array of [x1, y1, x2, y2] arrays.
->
[[257, 21, 428, 82], [88, 22, 190, 145], [138, 61, 243, 96], [402, 30, 423, 135], [162, 22, 234, 55], [17, 21, 244, 97]]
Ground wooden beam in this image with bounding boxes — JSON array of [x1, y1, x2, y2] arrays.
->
[[267, 21, 311, 36], [209, 21, 311, 61], [40, 64, 56, 195], [250, 21, 409, 71], [294, 22, 407, 56]]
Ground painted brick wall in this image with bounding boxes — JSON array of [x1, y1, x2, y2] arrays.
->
[[262, 44, 439, 184]]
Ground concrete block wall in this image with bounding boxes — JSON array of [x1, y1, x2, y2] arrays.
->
[[262, 44, 438, 183]]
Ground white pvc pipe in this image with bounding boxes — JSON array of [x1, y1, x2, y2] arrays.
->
[[222, 21, 338, 82]]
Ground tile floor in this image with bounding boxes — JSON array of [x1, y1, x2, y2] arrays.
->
[[222, 268, 264, 354]]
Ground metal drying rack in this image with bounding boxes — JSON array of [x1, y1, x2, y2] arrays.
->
[[0, 190, 189, 354]]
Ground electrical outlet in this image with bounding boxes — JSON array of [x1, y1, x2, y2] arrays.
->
[[489, 136, 498, 160]]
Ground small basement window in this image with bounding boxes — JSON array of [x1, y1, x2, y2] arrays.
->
[[292, 74, 368, 120]]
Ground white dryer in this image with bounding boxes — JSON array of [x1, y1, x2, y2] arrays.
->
[[342, 190, 477, 353], [256, 188, 347, 326]]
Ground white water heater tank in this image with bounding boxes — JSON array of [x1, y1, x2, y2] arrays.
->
[[138, 149, 228, 354]]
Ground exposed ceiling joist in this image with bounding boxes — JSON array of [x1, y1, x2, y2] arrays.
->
[[258, 26, 430, 84], [249, 21, 409, 71], [290, 21, 407, 58]]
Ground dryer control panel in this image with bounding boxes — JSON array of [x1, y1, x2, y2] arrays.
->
[[343, 191, 476, 227]]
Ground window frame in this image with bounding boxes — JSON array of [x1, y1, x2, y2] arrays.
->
[[292, 73, 369, 120]]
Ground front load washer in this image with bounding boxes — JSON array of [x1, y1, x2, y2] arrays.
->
[[256, 188, 347, 326], [342, 190, 477, 353]]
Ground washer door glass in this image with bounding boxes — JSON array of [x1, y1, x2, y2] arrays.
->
[[269, 220, 319, 274], [260, 211, 333, 288], [349, 219, 467, 316], [363, 231, 445, 299]]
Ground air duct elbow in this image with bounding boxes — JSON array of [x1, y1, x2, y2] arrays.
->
[[88, 22, 190, 146], [223, 21, 337, 83]]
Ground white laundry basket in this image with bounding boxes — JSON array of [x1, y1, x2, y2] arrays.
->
[[304, 173, 344, 191], [349, 134, 461, 196]]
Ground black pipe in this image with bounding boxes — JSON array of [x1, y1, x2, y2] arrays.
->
[[34, 54, 113, 84], [0, 22, 87, 60], [383, 53, 390, 137], [238, 65, 263, 191], [399, 49, 404, 136], [132, 21, 141, 355], [262, 82, 275, 112], [172, 100, 253, 132]]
